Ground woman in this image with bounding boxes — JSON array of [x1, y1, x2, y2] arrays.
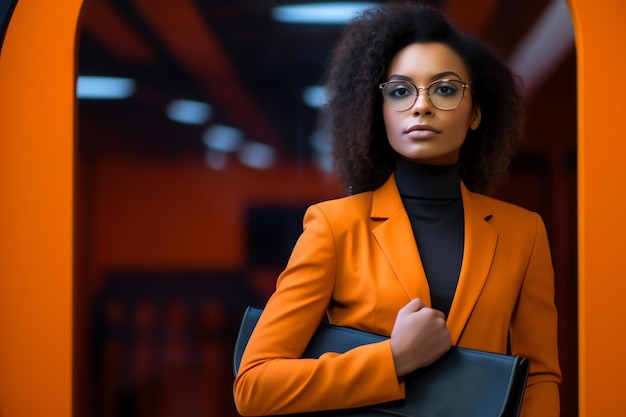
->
[[233, 2, 561, 416]]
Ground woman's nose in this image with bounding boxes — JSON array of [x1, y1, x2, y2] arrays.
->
[[411, 88, 434, 115]]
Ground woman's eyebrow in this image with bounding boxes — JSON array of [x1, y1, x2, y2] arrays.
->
[[430, 71, 463, 80], [387, 71, 463, 82], [387, 74, 412, 81]]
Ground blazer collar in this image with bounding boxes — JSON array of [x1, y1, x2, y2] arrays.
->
[[447, 182, 498, 344], [370, 174, 498, 344], [371, 173, 405, 219], [371, 174, 431, 304]]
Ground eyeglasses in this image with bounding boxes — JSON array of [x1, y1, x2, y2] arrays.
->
[[378, 79, 472, 111]]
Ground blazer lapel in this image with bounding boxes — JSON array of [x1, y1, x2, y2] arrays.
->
[[447, 184, 498, 344], [370, 175, 432, 305]]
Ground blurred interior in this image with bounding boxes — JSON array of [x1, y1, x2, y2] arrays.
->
[[74, 0, 578, 416]]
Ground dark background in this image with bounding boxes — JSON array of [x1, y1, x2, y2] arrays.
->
[[0, 0, 18, 52], [74, 1, 578, 416]]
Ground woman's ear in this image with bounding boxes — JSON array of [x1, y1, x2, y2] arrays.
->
[[470, 105, 481, 130]]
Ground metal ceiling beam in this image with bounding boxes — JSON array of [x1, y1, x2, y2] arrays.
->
[[508, 0, 575, 97], [81, 0, 157, 66], [442, 0, 500, 35], [131, 0, 280, 148]]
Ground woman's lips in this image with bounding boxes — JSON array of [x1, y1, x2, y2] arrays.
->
[[405, 124, 440, 139]]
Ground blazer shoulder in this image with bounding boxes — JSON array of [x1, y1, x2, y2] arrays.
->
[[467, 191, 546, 236], [470, 191, 538, 218], [310, 191, 375, 226]]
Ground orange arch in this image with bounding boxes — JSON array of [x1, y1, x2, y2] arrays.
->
[[566, 1, 626, 416], [0, 0, 81, 416], [0, 0, 623, 416]]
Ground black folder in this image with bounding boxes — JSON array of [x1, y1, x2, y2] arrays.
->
[[233, 306, 529, 417]]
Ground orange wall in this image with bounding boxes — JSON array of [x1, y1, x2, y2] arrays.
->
[[0, 0, 81, 416], [80, 155, 343, 292], [0, 0, 624, 416]]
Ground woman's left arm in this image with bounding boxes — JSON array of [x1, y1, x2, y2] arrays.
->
[[510, 212, 562, 417]]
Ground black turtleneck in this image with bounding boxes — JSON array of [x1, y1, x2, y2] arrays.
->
[[394, 157, 464, 317]]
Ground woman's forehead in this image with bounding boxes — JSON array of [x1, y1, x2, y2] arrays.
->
[[387, 42, 469, 81]]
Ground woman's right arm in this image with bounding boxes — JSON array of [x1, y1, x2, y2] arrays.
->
[[233, 205, 405, 416]]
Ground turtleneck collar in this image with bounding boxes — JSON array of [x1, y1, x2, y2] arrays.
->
[[394, 156, 461, 199]]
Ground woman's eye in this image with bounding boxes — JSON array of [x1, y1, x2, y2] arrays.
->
[[433, 83, 459, 96], [389, 85, 413, 98]]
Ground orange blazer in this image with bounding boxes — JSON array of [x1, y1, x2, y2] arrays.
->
[[233, 174, 561, 417]]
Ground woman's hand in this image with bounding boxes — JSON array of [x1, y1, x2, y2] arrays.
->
[[390, 298, 451, 377]]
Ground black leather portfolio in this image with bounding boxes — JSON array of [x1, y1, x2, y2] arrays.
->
[[233, 306, 529, 417]]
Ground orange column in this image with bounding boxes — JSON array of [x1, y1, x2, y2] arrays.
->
[[568, 1, 626, 416], [0, 0, 81, 416]]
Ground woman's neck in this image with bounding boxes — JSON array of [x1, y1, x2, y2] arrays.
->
[[393, 156, 461, 199]]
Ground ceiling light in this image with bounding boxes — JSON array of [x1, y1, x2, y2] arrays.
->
[[303, 86, 329, 108], [205, 150, 228, 170], [76, 76, 136, 99], [239, 142, 277, 170], [309, 130, 332, 154], [272, 3, 380, 24], [310, 130, 333, 172], [202, 124, 244, 152], [313, 152, 333, 172], [166, 99, 212, 125]]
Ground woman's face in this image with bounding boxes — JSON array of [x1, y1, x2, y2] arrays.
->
[[382, 42, 481, 165]]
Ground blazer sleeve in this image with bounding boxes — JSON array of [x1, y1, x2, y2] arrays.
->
[[510, 212, 562, 417], [233, 204, 405, 416]]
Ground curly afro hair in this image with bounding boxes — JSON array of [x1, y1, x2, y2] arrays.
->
[[323, 1, 523, 194]]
